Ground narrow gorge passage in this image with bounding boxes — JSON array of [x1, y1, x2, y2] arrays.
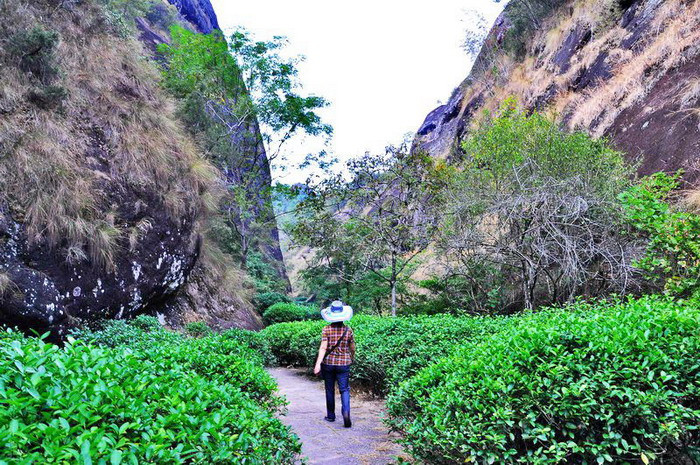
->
[[268, 368, 406, 465]]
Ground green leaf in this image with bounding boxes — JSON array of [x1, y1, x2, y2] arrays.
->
[[110, 450, 122, 465], [81, 440, 92, 465]]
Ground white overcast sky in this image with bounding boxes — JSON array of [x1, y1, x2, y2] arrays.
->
[[210, 0, 505, 183]]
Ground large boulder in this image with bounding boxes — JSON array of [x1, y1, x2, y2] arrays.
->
[[0, 194, 200, 340]]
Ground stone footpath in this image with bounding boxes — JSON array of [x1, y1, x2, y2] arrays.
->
[[267, 367, 407, 465]]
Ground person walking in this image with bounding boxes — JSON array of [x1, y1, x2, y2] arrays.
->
[[314, 300, 355, 428]]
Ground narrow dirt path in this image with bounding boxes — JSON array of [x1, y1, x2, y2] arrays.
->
[[268, 367, 406, 465]]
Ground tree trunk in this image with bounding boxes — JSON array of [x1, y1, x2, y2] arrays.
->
[[391, 253, 397, 317], [521, 262, 533, 311]]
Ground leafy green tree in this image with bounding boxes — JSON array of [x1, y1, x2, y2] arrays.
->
[[440, 101, 639, 311], [292, 147, 449, 316], [620, 172, 700, 297], [159, 27, 263, 261], [229, 29, 332, 163], [159, 27, 330, 286]]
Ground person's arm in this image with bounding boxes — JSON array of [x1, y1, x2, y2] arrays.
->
[[314, 329, 328, 375], [314, 340, 328, 375], [349, 330, 356, 362]]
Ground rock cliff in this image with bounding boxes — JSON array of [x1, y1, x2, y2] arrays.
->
[[0, 0, 210, 338], [0, 0, 283, 337], [168, 0, 220, 33], [145, 0, 290, 287], [415, 0, 700, 185]]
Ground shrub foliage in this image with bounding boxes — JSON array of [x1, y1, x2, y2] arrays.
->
[[262, 303, 319, 326], [0, 318, 301, 463], [620, 172, 700, 298], [440, 101, 638, 312], [386, 296, 700, 464], [261, 315, 505, 394]]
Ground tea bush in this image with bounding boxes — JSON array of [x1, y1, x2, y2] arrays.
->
[[184, 321, 211, 337], [221, 328, 276, 366], [386, 296, 700, 464], [71, 315, 179, 348], [263, 303, 319, 326], [76, 318, 280, 408], [0, 329, 301, 463], [255, 291, 291, 312], [262, 315, 506, 394]]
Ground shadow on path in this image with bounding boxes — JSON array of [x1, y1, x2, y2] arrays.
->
[[268, 367, 406, 465]]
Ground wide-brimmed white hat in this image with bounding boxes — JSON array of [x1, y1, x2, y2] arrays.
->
[[321, 300, 353, 323]]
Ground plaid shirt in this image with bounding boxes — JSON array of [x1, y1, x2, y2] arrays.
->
[[322, 324, 355, 366]]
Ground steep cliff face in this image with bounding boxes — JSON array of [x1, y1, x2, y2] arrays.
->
[[0, 0, 285, 337], [142, 0, 288, 326], [0, 0, 212, 338], [168, 0, 219, 33], [415, 0, 700, 184], [157, 0, 289, 289]]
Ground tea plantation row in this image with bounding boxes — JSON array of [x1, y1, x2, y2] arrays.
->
[[256, 296, 700, 464], [0, 317, 301, 464], [2, 296, 697, 464], [260, 314, 506, 394]]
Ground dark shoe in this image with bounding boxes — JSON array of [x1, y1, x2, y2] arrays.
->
[[343, 414, 352, 428], [324, 416, 335, 422]]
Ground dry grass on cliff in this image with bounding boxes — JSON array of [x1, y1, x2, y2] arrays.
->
[[686, 190, 700, 211], [676, 78, 700, 129], [0, 0, 220, 269], [562, 0, 700, 133], [464, 0, 700, 138], [189, 235, 256, 323]]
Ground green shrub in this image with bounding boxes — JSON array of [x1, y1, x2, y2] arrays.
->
[[450, 101, 635, 312], [261, 315, 505, 394], [9, 27, 60, 83], [620, 172, 700, 297], [263, 303, 318, 326], [145, 2, 179, 31], [0, 330, 301, 463], [221, 328, 276, 366], [159, 336, 280, 407], [386, 296, 700, 464], [255, 291, 291, 312], [263, 319, 326, 367], [97, 0, 159, 37], [130, 314, 162, 332], [185, 321, 211, 337], [76, 318, 280, 408], [403, 274, 504, 316], [26, 85, 68, 110], [70, 315, 173, 348]]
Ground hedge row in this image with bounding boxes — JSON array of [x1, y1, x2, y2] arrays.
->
[[0, 318, 301, 464], [262, 303, 320, 326], [386, 296, 700, 464], [261, 314, 506, 394]]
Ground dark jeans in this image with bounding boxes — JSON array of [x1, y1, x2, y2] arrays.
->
[[320, 363, 351, 420]]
